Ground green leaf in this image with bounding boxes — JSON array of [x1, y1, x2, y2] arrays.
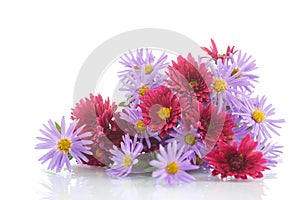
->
[[68, 153, 73, 160], [55, 122, 61, 133], [144, 166, 157, 173], [118, 101, 126, 107], [136, 159, 149, 168]]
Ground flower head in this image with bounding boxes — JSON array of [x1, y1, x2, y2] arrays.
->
[[139, 86, 181, 138], [197, 103, 236, 149], [150, 141, 199, 185], [210, 58, 250, 112], [106, 134, 143, 177], [234, 96, 285, 140], [201, 39, 237, 63], [119, 107, 159, 149], [71, 93, 123, 167], [204, 134, 269, 179], [168, 125, 204, 163], [119, 48, 168, 106], [36, 116, 93, 172], [166, 54, 213, 103], [256, 139, 283, 167]]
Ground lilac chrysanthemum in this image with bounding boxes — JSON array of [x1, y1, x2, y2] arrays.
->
[[256, 139, 283, 167], [167, 126, 204, 163], [119, 107, 159, 148], [106, 134, 143, 177], [150, 141, 199, 185], [210, 58, 250, 112], [36, 116, 93, 172], [119, 48, 168, 106], [234, 96, 285, 140]]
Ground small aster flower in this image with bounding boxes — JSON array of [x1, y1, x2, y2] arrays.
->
[[118, 48, 168, 106], [166, 54, 213, 103], [256, 139, 283, 167], [204, 134, 269, 179], [119, 107, 159, 149], [119, 69, 164, 107], [227, 51, 259, 92], [168, 125, 204, 163], [210, 58, 250, 112], [234, 96, 285, 140], [36, 116, 93, 172], [106, 134, 143, 177], [119, 48, 168, 78], [201, 39, 237, 63], [150, 141, 199, 185], [139, 85, 181, 138]]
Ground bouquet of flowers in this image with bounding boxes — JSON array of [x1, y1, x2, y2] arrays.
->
[[36, 39, 284, 185]]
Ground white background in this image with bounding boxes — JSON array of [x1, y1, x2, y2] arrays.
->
[[0, 0, 299, 199]]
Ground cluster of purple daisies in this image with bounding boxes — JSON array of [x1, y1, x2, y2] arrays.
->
[[36, 40, 284, 185]]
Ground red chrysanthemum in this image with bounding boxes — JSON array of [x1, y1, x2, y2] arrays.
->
[[71, 93, 124, 167], [166, 54, 213, 103], [139, 85, 181, 138], [201, 39, 237, 63], [197, 103, 236, 149], [204, 134, 269, 179]]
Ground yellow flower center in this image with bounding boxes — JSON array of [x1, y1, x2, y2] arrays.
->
[[95, 149, 102, 159], [252, 108, 266, 123], [230, 68, 242, 78], [57, 138, 72, 154], [166, 162, 179, 174], [135, 120, 147, 132], [189, 81, 198, 88], [144, 65, 153, 74], [139, 86, 150, 96], [157, 107, 172, 120], [184, 133, 197, 145], [212, 78, 227, 93], [123, 155, 133, 167]]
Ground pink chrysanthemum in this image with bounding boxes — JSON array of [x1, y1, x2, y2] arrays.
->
[[71, 93, 124, 167], [139, 86, 181, 138], [204, 134, 269, 179], [166, 54, 213, 103]]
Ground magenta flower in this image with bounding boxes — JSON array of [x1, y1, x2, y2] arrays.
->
[[36, 116, 93, 172], [150, 141, 199, 185]]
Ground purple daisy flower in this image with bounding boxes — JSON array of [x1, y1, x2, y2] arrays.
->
[[119, 48, 168, 78], [256, 139, 283, 167], [210, 58, 250, 112], [120, 107, 159, 148], [234, 96, 285, 140], [118, 48, 168, 107], [150, 141, 199, 185], [106, 134, 143, 177], [36, 116, 93, 172], [167, 125, 204, 164], [228, 51, 259, 92]]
